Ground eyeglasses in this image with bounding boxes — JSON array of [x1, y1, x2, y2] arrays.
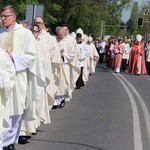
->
[[1, 14, 13, 19], [35, 22, 43, 25]]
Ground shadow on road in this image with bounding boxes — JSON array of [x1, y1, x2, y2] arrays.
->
[[30, 139, 107, 150]]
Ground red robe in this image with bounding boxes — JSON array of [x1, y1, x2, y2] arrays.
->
[[113, 44, 124, 69], [128, 43, 147, 75], [105, 42, 111, 68]]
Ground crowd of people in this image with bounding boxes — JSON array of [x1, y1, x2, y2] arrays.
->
[[0, 5, 100, 150], [95, 34, 150, 75]]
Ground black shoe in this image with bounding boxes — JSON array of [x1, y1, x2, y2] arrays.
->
[[80, 84, 84, 87], [7, 144, 15, 150], [18, 136, 28, 144], [31, 128, 38, 135], [75, 87, 80, 89], [25, 136, 32, 139], [60, 99, 65, 108], [52, 105, 60, 109], [3, 146, 8, 150], [32, 131, 37, 135]]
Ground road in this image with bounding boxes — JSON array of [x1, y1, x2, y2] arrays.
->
[[16, 64, 150, 150]]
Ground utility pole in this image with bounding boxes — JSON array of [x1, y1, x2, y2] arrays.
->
[[32, 4, 36, 25], [100, 20, 104, 39]]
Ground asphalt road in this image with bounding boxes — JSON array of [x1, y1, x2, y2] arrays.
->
[[16, 64, 150, 150]]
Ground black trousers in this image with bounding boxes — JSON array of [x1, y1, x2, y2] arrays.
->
[[106, 54, 110, 67], [99, 53, 105, 63], [146, 61, 150, 75], [76, 67, 84, 88], [121, 59, 128, 71]]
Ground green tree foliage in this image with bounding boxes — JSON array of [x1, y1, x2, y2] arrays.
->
[[127, 2, 138, 36], [0, 0, 131, 37], [0, 0, 3, 9], [68, 0, 107, 38], [138, 1, 150, 40], [67, 0, 131, 37], [38, 0, 62, 24], [105, 0, 132, 36]]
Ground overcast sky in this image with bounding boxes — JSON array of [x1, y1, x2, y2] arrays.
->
[[122, 0, 148, 22]]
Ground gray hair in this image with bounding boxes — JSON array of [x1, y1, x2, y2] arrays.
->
[[56, 26, 65, 33], [1, 5, 17, 17]]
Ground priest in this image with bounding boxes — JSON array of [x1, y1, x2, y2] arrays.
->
[[0, 5, 44, 149]]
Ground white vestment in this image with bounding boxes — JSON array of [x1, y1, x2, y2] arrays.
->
[[20, 31, 59, 134], [122, 43, 131, 60], [38, 30, 56, 108], [0, 24, 45, 135], [0, 50, 15, 147], [65, 34, 81, 100], [20, 40, 46, 134], [55, 36, 77, 102], [36, 35, 54, 124], [87, 42, 99, 74], [77, 42, 89, 84], [48, 34, 62, 97]]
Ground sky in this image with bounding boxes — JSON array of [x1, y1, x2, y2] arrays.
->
[[122, 0, 148, 22]]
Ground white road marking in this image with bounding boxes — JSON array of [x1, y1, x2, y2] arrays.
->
[[118, 74, 150, 148], [112, 72, 143, 150]]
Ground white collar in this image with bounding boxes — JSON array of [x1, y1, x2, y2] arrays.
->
[[5, 23, 22, 32]]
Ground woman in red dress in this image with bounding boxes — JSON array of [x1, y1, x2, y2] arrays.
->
[[113, 38, 124, 73]]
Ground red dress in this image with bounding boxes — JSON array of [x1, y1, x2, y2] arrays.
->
[[128, 43, 147, 75], [113, 44, 124, 69]]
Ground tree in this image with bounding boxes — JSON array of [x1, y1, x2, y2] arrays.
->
[[67, 0, 132, 37], [103, 0, 132, 36], [68, 0, 107, 38], [0, 0, 132, 37], [138, 1, 150, 40], [38, 0, 62, 24], [127, 2, 138, 36]]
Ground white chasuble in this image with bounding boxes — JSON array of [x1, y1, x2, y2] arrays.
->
[[56, 37, 76, 98], [0, 50, 15, 142], [88, 43, 99, 73], [0, 24, 42, 121]]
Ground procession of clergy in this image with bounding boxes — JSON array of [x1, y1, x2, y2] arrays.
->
[[0, 5, 100, 150], [96, 34, 148, 75]]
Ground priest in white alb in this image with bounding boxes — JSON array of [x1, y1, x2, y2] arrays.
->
[[53, 26, 76, 108], [63, 25, 81, 101], [0, 49, 16, 150], [87, 36, 99, 74], [0, 5, 45, 149]]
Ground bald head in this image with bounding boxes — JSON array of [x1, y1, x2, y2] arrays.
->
[[56, 26, 65, 40]]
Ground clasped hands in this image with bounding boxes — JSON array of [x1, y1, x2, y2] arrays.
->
[[6, 49, 13, 59]]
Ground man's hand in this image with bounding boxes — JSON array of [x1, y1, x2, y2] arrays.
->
[[60, 49, 64, 53], [6, 50, 13, 59], [94, 56, 97, 60], [61, 52, 64, 57]]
